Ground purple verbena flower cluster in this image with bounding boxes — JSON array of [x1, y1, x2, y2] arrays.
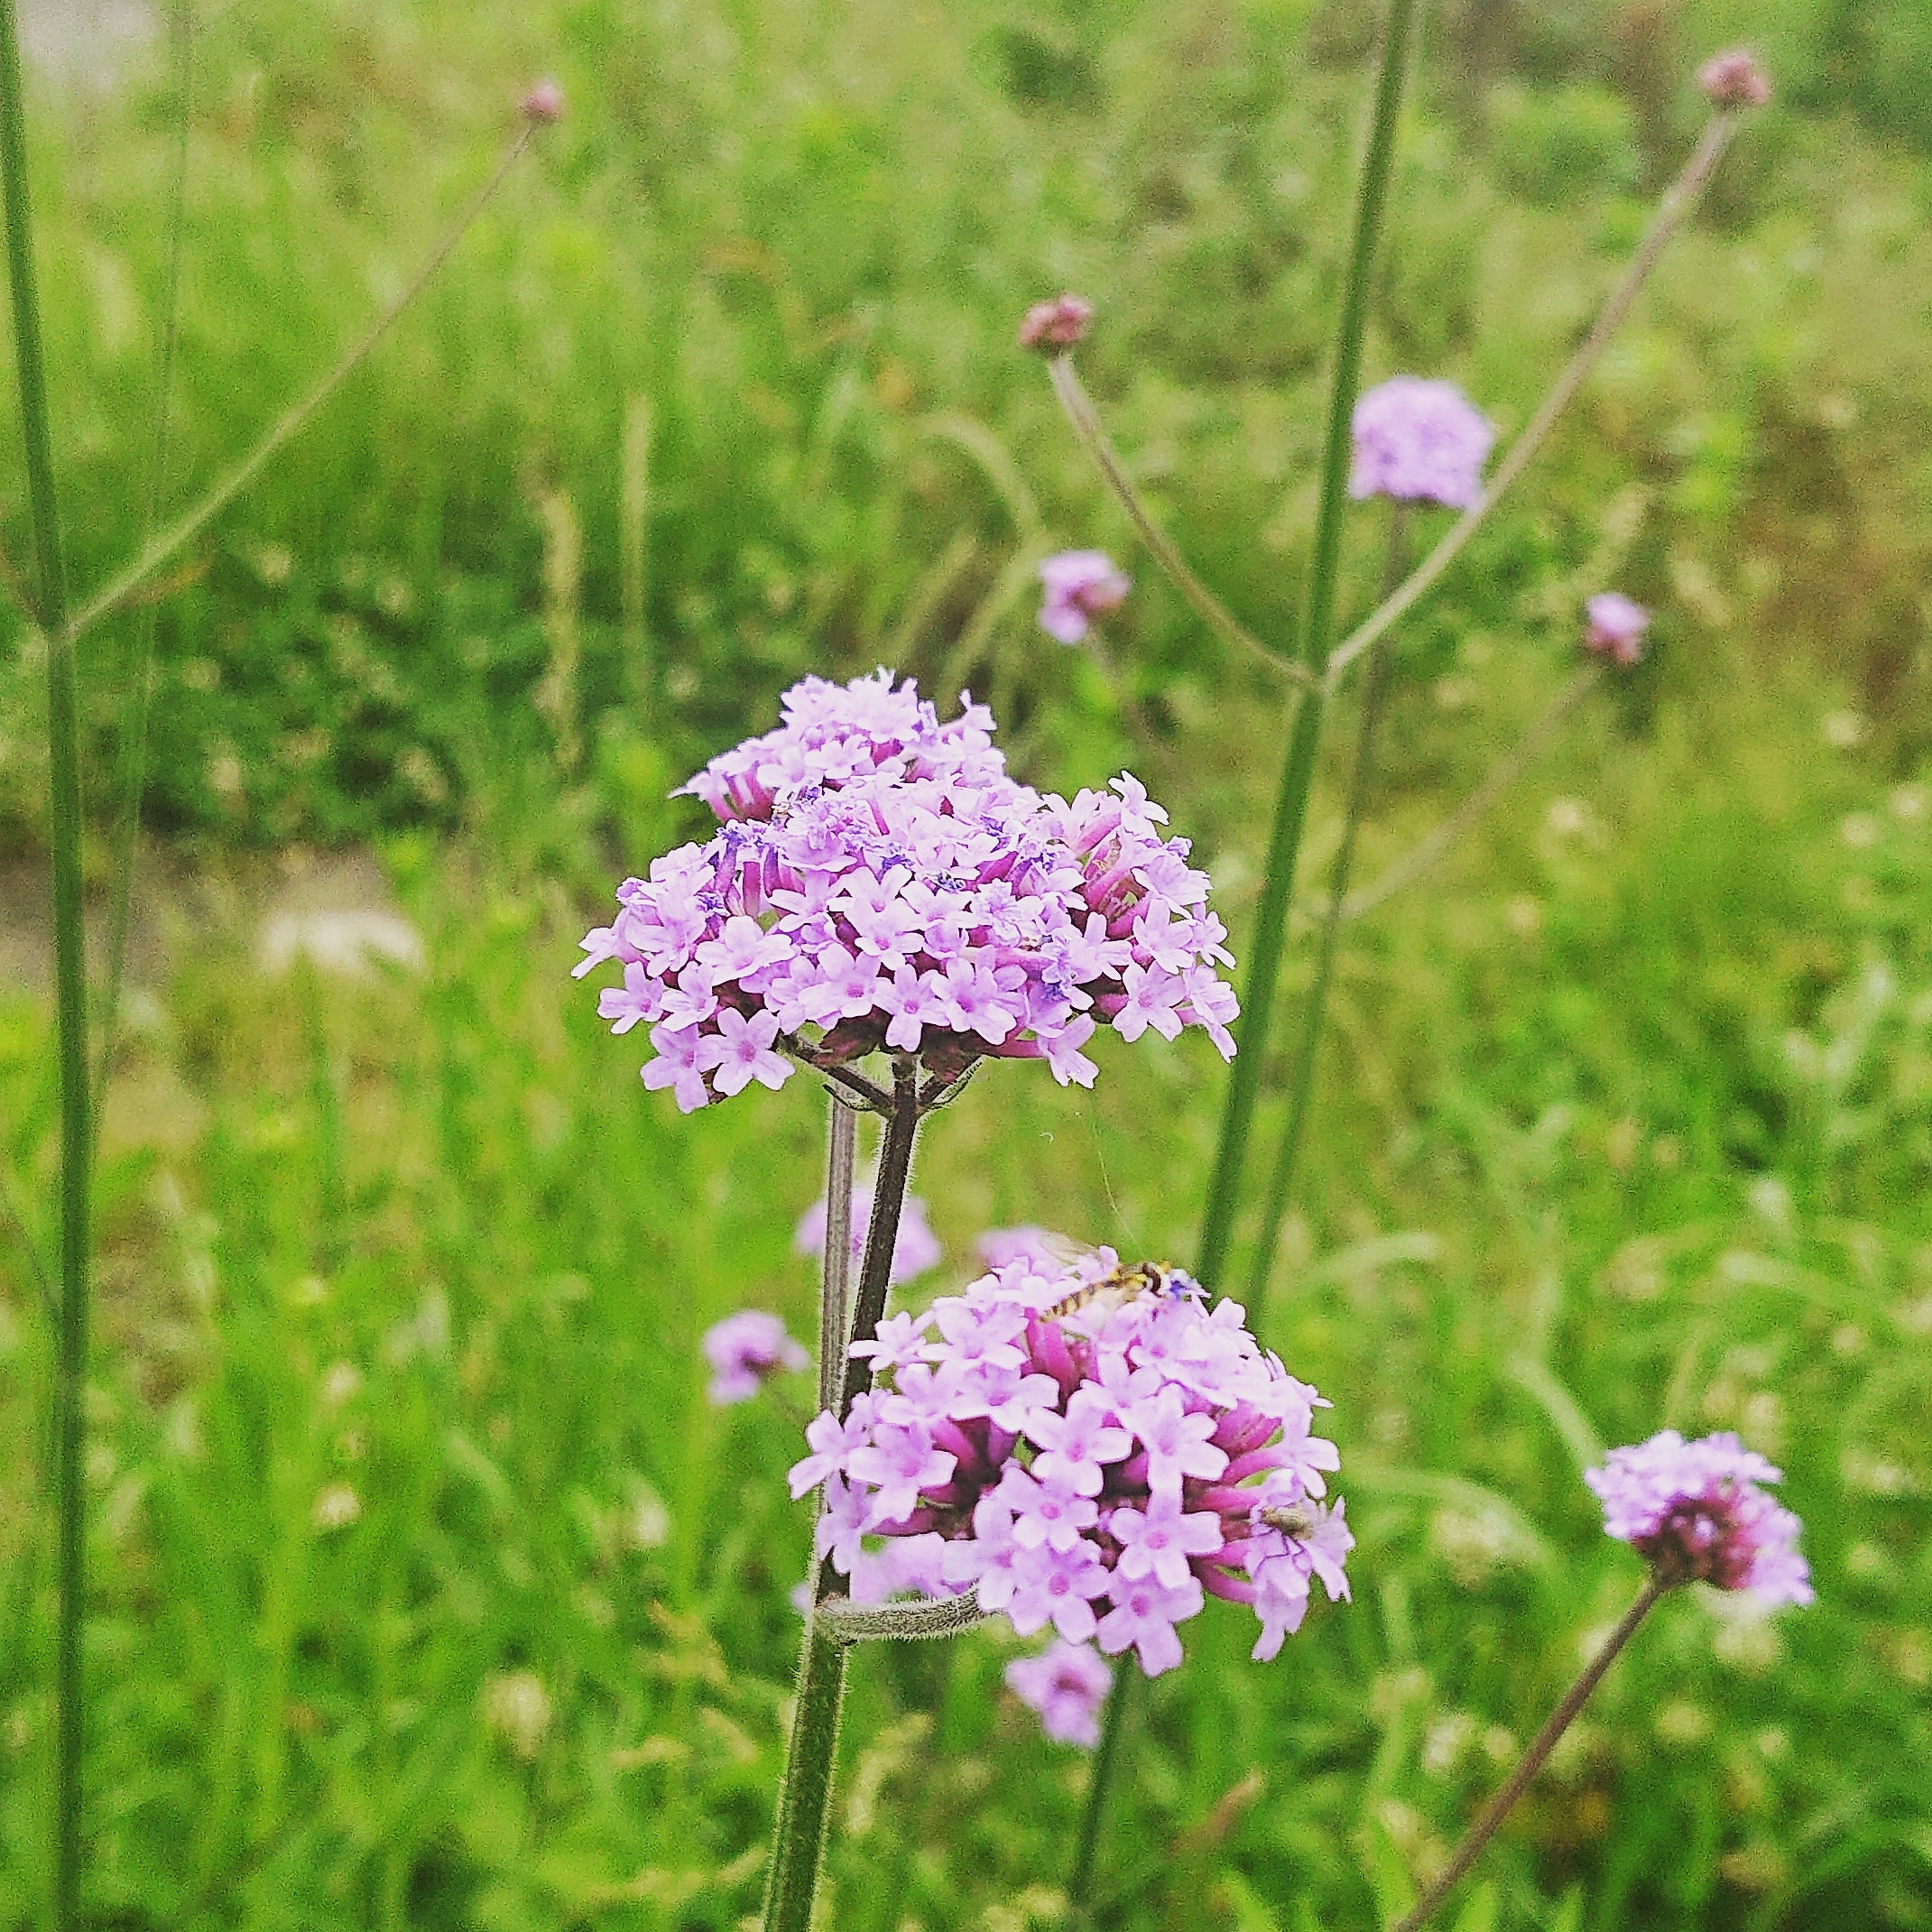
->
[[1005, 1639, 1114, 1747], [788, 1250, 1351, 1674], [577, 671, 1238, 1108], [1585, 1429, 1812, 1606], [1349, 376, 1495, 511], [703, 1310, 809, 1406], [796, 1187, 942, 1287]]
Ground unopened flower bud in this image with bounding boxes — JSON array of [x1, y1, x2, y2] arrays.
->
[[1583, 592, 1650, 667], [1697, 49, 1770, 108], [521, 79, 566, 125], [1018, 293, 1094, 354]]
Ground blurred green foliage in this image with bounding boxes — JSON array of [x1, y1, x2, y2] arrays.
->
[[0, 0, 1928, 1927]]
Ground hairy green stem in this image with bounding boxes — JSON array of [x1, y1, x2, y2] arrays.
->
[[1195, 0, 1417, 1290], [1325, 112, 1739, 687], [94, 0, 196, 1131], [764, 1059, 923, 1932], [0, 4, 89, 1923], [1341, 661, 1604, 922], [816, 1096, 857, 1413], [1243, 508, 1410, 1306], [1391, 1577, 1665, 1931], [1067, 1660, 1133, 1918]]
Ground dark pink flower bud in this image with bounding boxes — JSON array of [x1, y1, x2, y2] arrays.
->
[[1696, 49, 1770, 108], [521, 79, 566, 125], [1018, 294, 1094, 354]]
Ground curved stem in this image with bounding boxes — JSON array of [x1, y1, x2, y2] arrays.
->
[[1391, 1577, 1666, 1932], [1326, 112, 1738, 687], [1068, 1662, 1133, 1918], [0, 5, 88, 1925], [1243, 510, 1410, 1307], [67, 120, 541, 641], [1195, 0, 1418, 1290], [1047, 356, 1313, 690], [1341, 661, 1604, 922], [93, 0, 196, 1133]]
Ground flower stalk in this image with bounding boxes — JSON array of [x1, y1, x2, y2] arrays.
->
[[763, 1058, 924, 1932], [0, 3, 88, 1923], [1325, 111, 1739, 688], [1195, 0, 1417, 1289], [1391, 1576, 1665, 1932], [1243, 505, 1410, 1305]]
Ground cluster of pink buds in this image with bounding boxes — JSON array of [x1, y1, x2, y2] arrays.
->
[[1586, 1429, 1811, 1605], [1697, 48, 1771, 108], [576, 671, 1239, 1109], [788, 1250, 1352, 1674], [1019, 293, 1094, 353]]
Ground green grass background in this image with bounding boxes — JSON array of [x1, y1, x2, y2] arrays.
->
[[1, 0, 1929, 1926]]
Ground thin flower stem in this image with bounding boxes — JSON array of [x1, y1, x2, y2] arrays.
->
[[93, 0, 196, 1133], [1243, 507, 1410, 1307], [1195, 0, 1418, 1291], [1341, 661, 1605, 922], [763, 1058, 925, 1932], [837, 1058, 922, 1418], [1390, 1576, 1667, 1932], [66, 120, 541, 642], [0, 4, 89, 1925], [817, 1097, 856, 1414], [1326, 112, 1739, 688], [1067, 1660, 1133, 1918], [1046, 356, 1314, 691]]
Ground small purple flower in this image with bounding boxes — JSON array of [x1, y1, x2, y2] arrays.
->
[[1349, 377, 1494, 510], [1038, 551, 1131, 645], [976, 1226, 1068, 1272], [788, 1247, 1349, 1674], [703, 1310, 809, 1405], [1697, 49, 1770, 108], [1005, 1640, 1114, 1747], [521, 79, 566, 124], [796, 1188, 941, 1286], [578, 671, 1239, 1108], [1018, 293, 1094, 353], [1584, 592, 1650, 667], [1585, 1429, 1812, 1606]]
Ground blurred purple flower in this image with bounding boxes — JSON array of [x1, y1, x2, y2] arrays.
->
[[1349, 377, 1494, 510], [976, 1225, 1068, 1272], [1584, 592, 1650, 666], [796, 1187, 941, 1287], [703, 1310, 809, 1406], [1005, 1640, 1114, 1747], [1019, 293, 1094, 353], [1038, 551, 1131, 645], [1585, 1429, 1812, 1606], [521, 79, 566, 124], [1697, 49, 1770, 107]]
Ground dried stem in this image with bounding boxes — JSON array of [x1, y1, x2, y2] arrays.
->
[[1391, 1577, 1667, 1932], [1326, 112, 1739, 687], [1342, 661, 1604, 922], [0, 4, 89, 1923], [67, 120, 541, 642], [1047, 356, 1313, 690]]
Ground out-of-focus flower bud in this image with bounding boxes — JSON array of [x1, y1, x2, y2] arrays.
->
[[1019, 293, 1094, 353], [522, 79, 566, 125], [1697, 49, 1770, 108]]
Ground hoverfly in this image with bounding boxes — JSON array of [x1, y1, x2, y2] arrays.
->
[[1040, 1258, 1203, 1325]]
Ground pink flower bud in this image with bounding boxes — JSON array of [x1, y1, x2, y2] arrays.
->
[[1018, 294, 1094, 354], [521, 79, 566, 125], [1584, 592, 1650, 667], [1696, 49, 1770, 108]]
